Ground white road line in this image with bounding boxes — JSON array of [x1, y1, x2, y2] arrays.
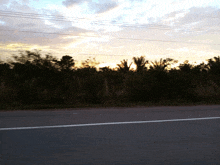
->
[[0, 117, 220, 131]]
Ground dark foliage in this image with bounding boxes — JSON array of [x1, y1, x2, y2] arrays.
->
[[1, 50, 220, 108]]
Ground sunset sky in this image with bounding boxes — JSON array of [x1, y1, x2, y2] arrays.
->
[[0, 0, 220, 68]]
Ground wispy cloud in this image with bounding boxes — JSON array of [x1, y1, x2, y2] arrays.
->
[[62, 0, 118, 13]]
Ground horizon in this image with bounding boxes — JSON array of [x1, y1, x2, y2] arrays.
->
[[1, 49, 213, 71]]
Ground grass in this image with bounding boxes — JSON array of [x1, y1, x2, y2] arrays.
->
[[1, 99, 220, 111]]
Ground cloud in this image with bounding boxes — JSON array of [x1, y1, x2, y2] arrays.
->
[[21, 0, 29, 3], [0, 0, 10, 5], [0, 20, 88, 46], [1, 0, 220, 64], [178, 7, 219, 24], [62, 0, 118, 13], [60, 0, 220, 33], [91, 1, 118, 13], [62, 0, 83, 7], [0, 1, 91, 50], [161, 6, 220, 38]]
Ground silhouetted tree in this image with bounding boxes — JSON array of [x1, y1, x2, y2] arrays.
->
[[178, 60, 192, 73], [207, 56, 220, 75], [0, 63, 10, 77], [133, 56, 148, 72], [55, 55, 75, 71], [81, 57, 99, 68], [150, 58, 176, 72], [117, 60, 132, 73], [3, 49, 220, 108], [99, 66, 113, 73]]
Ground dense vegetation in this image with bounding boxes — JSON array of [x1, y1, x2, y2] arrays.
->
[[1, 50, 220, 109]]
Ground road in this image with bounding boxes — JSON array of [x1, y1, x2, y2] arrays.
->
[[0, 105, 220, 164]]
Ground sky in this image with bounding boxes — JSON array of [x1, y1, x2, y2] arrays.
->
[[0, 0, 220, 68]]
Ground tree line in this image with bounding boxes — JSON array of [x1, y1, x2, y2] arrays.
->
[[1, 50, 220, 108]]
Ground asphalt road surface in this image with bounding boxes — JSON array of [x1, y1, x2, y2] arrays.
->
[[0, 105, 220, 165]]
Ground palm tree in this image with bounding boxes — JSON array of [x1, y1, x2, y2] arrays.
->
[[150, 58, 176, 72], [133, 56, 148, 72], [117, 59, 132, 73]]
